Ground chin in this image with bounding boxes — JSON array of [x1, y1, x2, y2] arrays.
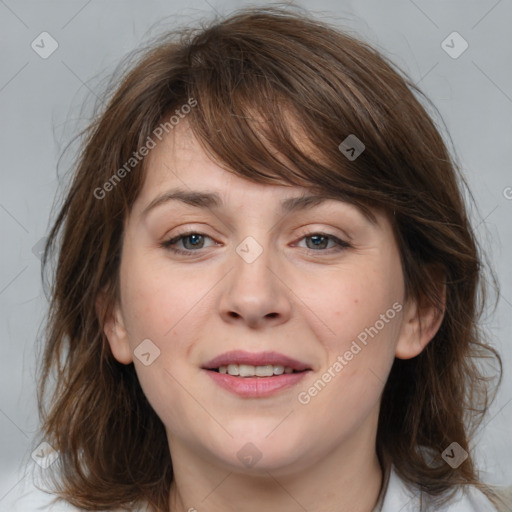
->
[[207, 428, 313, 473]]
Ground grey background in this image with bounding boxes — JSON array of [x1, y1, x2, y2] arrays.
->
[[1, 0, 511, 509]]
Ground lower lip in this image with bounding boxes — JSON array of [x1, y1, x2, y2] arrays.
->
[[203, 370, 309, 398]]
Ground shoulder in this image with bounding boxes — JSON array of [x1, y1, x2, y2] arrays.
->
[[380, 465, 503, 512], [5, 478, 145, 512]]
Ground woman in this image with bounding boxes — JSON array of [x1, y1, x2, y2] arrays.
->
[[35, 6, 510, 511]]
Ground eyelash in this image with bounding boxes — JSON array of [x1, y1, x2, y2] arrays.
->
[[160, 230, 351, 256]]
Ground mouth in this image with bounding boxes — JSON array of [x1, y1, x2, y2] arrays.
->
[[202, 350, 312, 398]]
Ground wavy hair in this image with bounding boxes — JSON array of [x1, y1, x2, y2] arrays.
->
[[36, 6, 506, 511]]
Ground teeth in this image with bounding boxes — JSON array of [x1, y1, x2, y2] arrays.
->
[[255, 365, 274, 377], [217, 364, 295, 377], [239, 364, 255, 377], [272, 365, 284, 375], [227, 364, 239, 376]]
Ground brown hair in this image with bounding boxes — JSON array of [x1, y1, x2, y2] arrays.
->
[[36, 5, 505, 511]]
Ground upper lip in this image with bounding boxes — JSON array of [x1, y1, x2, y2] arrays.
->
[[202, 350, 311, 371]]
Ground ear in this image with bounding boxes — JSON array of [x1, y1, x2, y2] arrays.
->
[[395, 273, 446, 360], [96, 289, 133, 365]]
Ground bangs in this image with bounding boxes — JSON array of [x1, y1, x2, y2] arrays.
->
[[191, 91, 379, 222], [151, 17, 404, 218]]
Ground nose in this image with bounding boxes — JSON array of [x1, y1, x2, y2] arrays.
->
[[218, 242, 292, 329]]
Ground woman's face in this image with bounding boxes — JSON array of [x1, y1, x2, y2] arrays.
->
[[105, 121, 422, 475]]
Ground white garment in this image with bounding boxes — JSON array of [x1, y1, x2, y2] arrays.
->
[[5, 466, 505, 512], [373, 465, 502, 512]]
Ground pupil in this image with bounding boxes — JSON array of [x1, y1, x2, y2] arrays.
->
[[185, 234, 203, 248], [308, 235, 327, 249]]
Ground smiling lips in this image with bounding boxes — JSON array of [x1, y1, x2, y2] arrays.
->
[[202, 350, 312, 398]]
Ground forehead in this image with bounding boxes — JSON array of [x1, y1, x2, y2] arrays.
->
[[136, 121, 315, 209]]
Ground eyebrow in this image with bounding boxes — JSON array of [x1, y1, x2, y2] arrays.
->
[[141, 187, 376, 223]]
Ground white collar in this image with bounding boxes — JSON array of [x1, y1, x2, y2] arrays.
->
[[374, 464, 499, 511]]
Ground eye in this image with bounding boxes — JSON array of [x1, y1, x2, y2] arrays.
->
[[160, 231, 217, 255], [296, 233, 351, 252]]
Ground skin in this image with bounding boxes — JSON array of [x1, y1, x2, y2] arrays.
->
[[102, 121, 444, 512]]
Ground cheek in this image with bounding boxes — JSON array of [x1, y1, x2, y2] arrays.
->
[[295, 258, 403, 411], [302, 260, 403, 353], [120, 250, 211, 345], [295, 306, 401, 442]]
